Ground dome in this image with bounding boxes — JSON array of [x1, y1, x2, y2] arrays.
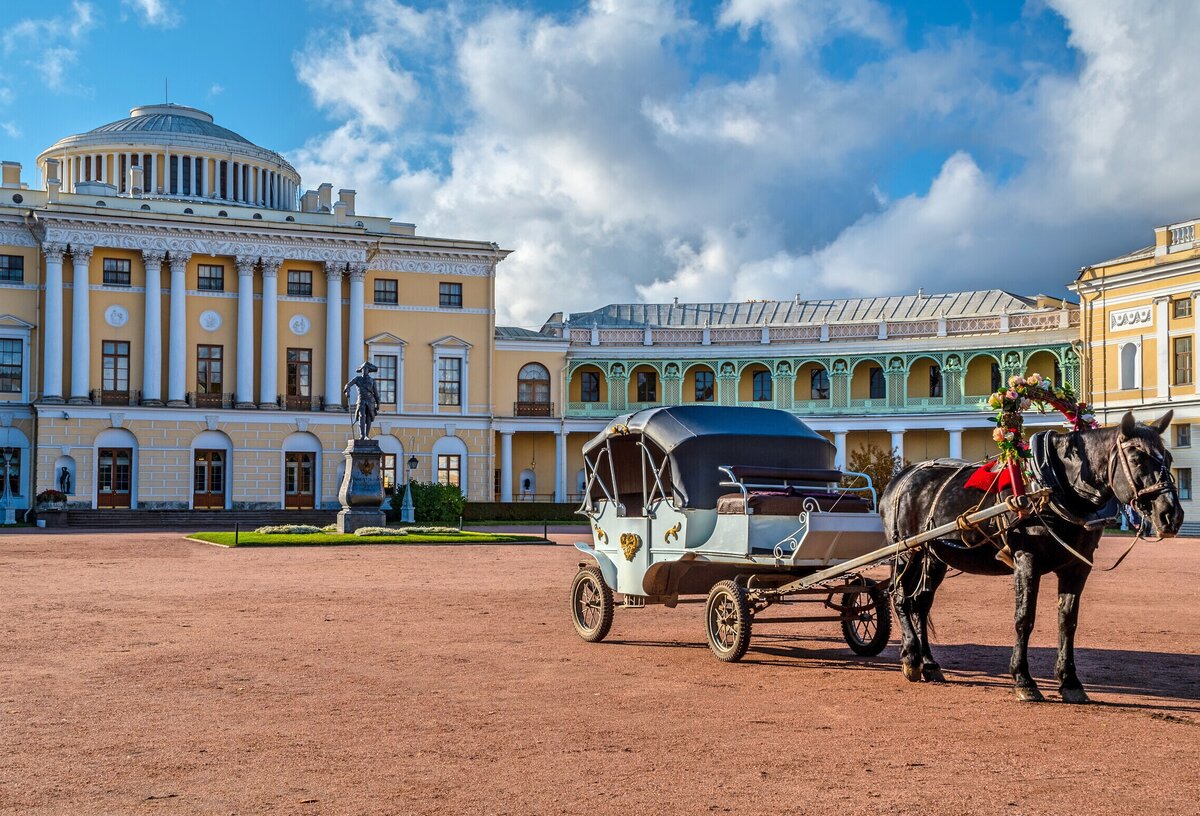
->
[[86, 104, 254, 145]]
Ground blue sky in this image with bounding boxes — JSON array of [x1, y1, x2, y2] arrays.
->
[[1, 1, 1197, 327]]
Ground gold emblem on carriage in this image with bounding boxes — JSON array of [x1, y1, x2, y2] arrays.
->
[[664, 522, 681, 544], [594, 526, 609, 545], [619, 532, 642, 561]]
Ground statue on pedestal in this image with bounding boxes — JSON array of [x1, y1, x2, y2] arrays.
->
[[336, 362, 387, 534]]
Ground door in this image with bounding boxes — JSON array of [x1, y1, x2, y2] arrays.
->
[[193, 449, 226, 510], [97, 447, 132, 509], [284, 452, 316, 509]]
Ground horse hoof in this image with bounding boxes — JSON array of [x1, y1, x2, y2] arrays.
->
[[922, 666, 947, 683], [1060, 687, 1090, 705], [1014, 685, 1045, 703], [902, 662, 923, 683]]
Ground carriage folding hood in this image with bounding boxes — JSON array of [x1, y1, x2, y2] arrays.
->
[[581, 405, 836, 510]]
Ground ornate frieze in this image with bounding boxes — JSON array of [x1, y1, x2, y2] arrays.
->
[[0, 223, 37, 247], [371, 252, 496, 277], [1108, 305, 1152, 331]]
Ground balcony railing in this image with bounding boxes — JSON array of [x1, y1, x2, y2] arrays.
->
[[514, 401, 555, 417], [190, 392, 234, 409], [92, 389, 140, 407], [565, 392, 1010, 418], [282, 394, 325, 412]]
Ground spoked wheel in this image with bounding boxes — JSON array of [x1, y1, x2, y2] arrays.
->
[[841, 579, 892, 656], [705, 579, 753, 662], [571, 565, 614, 643]]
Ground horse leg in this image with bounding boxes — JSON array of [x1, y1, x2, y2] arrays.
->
[[1011, 549, 1043, 702], [1056, 562, 1091, 704], [891, 554, 923, 682], [914, 557, 948, 683]]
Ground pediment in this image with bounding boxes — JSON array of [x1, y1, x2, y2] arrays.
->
[[366, 332, 407, 346], [0, 314, 35, 330], [429, 334, 473, 349]]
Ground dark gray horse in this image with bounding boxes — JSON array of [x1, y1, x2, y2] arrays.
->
[[879, 411, 1184, 702]]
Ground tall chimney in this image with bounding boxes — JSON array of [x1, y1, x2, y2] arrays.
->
[[44, 159, 60, 202], [301, 189, 319, 213], [338, 189, 356, 216], [317, 182, 332, 212], [128, 164, 144, 197], [1, 161, 21, 188]]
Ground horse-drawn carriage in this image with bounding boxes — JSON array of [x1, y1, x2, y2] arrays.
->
[[569, 405, 1023, 661]]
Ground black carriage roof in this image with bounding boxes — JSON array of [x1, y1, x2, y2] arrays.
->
[[582, 406, 835, 509]]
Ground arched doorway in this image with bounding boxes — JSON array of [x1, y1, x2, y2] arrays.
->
[[191, 430, 233, 510], [94, 428, 138, 509], [282, 431, 322, 510], [0, 426, 31, 510]]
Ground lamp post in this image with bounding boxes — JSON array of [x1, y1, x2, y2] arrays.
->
[[400, 454, 417, 524], [0, 447, 14, 526]]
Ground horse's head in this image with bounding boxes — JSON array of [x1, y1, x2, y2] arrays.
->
[[1113, 411, 1184, 539]]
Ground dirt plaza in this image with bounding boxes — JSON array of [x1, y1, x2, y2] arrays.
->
[[1, 531, 1197, 815]]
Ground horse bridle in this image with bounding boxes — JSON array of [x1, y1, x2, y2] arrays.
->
[[1106, 435, 1176, 523]]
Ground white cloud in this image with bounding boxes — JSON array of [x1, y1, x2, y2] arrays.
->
[[2, 2, 96, 92], [1, 121, 21, 139], [289, 0, 1200, 326], [209, 83, 224, 97], [122, 0, 181, 28]]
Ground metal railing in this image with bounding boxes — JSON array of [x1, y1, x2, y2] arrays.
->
[[514, 401, 555, 417]]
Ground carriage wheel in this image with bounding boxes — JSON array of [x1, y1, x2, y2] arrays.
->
[[841, 579, 892, 656], [571, 565, 614, 643], [705, 580, 753, 662]]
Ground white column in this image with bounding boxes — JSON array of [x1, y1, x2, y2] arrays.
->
[[140, 250, 165, 404], [235, 256, 257, 407], [200, 156, 208, 197], [324, 262, 344, 410], [167, 252, 188, 405], [554, 430, 568, 502], [833, 430, 847, 470], [1155, 296, 1170, 399], [347, 263, 366, 374], [68, 245, 92, 403], [260, 259, 280, 408], [889, 429, 905, 462], [948, 427, 963, 460], [41, 243, 66, 402], [500, 431, 514, 502], [225, 159, 233, 200], [163, 146, 170, 193]]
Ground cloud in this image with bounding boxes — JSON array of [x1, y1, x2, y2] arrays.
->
[[122, 0, 180, 28], [209, 83, 224, 97], [1, 121, 21, 139], [289, 0, 1200, 327], [2, 1, 97, 92]]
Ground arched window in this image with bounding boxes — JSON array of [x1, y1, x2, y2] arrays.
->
[[1120, 343, 1138, 390], [517, 363, 551, 412]]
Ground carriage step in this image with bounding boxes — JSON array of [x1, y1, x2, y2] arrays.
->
[[622, 595, 647, 608]]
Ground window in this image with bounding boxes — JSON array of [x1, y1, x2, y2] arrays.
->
[[929, 364, 943, 398], [0, 338, 21, 392], [1120, 343, 1138, 390], [694, 369, 714, 402], [518, 363, 551, 404], [811, 368, 830, 400], [375, 354, 397, 404], [580, 371, 600, 403], [1175, 468, 1192, 501], [196, 345, 223, 394], [102, 341, 130, 392], [382, 454, 397, 493], [437, 454, 461, 487], [0, 254, 23, 283], [287, 270, 312, 297], [1174, 336, 1193, 385], [102, 258, 131, 286], [1, 449, 19, 496], [438, 357, 462, 405], [752, 370, 772, 401], [990, 362, 1002, 393], [439, 282, 463, 308], [287, 348, 312, 396], [374, 278, 398, 304], [636, 371, 657, 402], [1175, 298, 1193, 319], [197, 264, 224, 291], [869, 366, 885, 399], [1175, 424, 1192, 448]]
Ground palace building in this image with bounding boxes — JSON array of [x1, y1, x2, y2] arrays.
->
[[0, 103, 507, 513], [0, 102, 1092, 519], [1073, 220, 1200, 533]]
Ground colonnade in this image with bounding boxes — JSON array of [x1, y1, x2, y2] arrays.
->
[[61, 150, 296, 209], [41, 244, 366, 409], [496, 430, 569, 502]]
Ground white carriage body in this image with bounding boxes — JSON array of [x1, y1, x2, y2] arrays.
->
[[577, 406, 889, 599]]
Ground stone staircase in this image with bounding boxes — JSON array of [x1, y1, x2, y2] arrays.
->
[[63, 509, 337, 530]]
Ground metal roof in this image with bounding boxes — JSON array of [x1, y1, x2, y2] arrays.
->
[[495, 326, 562, 341], [566, 289, 1045, 328], [88, 113, 252, 145]]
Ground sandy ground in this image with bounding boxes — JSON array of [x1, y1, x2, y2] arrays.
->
[[1, 530, 1198, 815]]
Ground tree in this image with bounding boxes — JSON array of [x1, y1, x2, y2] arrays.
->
[[842, 443, 908, 496]]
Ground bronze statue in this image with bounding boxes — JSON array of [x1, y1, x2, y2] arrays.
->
[[343, 361, 381, 440], [58, 466, 72, 494]]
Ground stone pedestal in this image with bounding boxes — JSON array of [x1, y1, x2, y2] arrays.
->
[[336, 438, 386, 533]]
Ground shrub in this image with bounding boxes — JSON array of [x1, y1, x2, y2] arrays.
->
[[402, 525, 461, 535], [320, 523, 337, 532], [254, 524, 325, 535], [37, 489, 67, 505], [841, 444, 909, 496], [407, 481, 465, 524], [353, 526, 405, 537]]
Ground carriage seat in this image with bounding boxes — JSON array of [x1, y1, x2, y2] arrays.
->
[[716, 488, 872, 516]]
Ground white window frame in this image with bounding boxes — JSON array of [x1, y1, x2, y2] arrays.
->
[[0, 317, 34, 403], [430, 336, 472, 415], [1119, 341, 1141, 391], [366, 334, 407, 413]]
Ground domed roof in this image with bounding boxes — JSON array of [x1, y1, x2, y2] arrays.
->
[[88, 104, 253, 145]]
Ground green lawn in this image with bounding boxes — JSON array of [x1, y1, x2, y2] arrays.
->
[[188, 530, 547, 548]]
